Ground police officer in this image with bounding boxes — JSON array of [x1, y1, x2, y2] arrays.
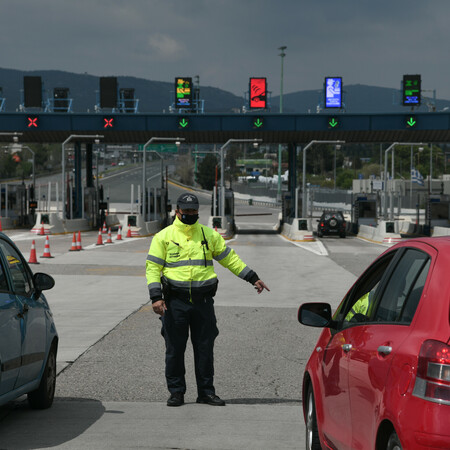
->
[[146, 193, 269, 407]]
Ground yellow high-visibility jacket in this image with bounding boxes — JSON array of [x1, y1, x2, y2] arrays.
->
[[146, 217, 258, 302]]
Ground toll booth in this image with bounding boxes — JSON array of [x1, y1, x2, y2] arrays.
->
[[1, 183, 35, 227], [353, 194, 378, 228], [141, 187, 170, 226], [211, 188, 235, 231], [426, 195, 450, 228]]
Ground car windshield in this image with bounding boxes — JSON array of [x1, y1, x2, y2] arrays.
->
[[322, 213, 343, 221]]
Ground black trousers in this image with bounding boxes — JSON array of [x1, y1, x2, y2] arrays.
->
[[161, 294, 219, 396]]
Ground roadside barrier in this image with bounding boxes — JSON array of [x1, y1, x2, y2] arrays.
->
[[28, 240, 39, 264], [41, 236, 54, 258]]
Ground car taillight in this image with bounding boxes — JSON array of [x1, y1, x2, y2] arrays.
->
[[320, 223, 325, 227], [413, 340, 450, 405]]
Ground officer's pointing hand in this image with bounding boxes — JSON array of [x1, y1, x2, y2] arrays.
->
[[254, 280, 270, 294], [152, 300, 166, 316]]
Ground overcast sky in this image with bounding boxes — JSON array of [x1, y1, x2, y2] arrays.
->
[[1, 0, 450, 99]]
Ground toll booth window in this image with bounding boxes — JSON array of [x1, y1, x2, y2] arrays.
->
[[41, 214, 50, 224], [128, 216, 137, 227], [358, 201, 376, 218]]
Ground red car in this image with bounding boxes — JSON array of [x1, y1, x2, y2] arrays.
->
[[298, 237, 450, 450]]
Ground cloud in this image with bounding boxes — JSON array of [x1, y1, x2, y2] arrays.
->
[[147, 34, 185, 60]]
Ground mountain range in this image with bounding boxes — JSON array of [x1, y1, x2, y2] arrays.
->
[[1, 67, 449, 114]]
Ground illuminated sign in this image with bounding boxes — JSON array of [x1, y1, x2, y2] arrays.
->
[[27, 116, 38, 128], [175, 77, 193, 108], [103, 117, 114, 128], [249, 78, 267, 109], [178, 117, 189, 129], [406, 115, 417, 128], [403, 75, 421, 106], [325, 77, 342, 108], [327, 117, 339, 129], [253, 117, 264, 128]]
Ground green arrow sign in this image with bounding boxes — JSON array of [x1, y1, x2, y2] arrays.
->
[[406, 116, 417, 128], [178, 118, 189, 128], [328, 117, 338, 128], [253, 117, 264, 128]]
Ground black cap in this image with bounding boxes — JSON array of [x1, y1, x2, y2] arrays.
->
[[177, 193, 199, 210]]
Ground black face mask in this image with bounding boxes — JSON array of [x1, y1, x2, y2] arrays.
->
[[180, 213, 198, 225]]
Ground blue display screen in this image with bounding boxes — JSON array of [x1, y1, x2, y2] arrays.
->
[[325, 77, 342, 108]]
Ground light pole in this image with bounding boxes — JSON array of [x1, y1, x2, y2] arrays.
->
[[21, 145, 35, 189], [277, 46, 286, 202], [383, 142, 424, 219], [334, 144, 341, 191], [219, 139, 262, 217], [62, 134, 103, 220], [302, 140, 345, 218], [142, 137, 184, 222]]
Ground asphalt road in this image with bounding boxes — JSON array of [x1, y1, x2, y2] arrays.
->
[[0, 202, 387, 449]]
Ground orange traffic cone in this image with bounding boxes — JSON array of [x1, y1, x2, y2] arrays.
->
[[39, 221, 45, 236], [214, 225, 218, 232], [96, 229, 104, 246], [28, 240, 39, 264], [116, 226, 123, 241], [69, 232, 78, 251], [41, 236, 54, 258], [76, 231, 83, 250], [105, 228, 113, 244], [102, 221, 107, 233], [126, 227, 132, 238]]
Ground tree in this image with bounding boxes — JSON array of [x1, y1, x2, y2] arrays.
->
[[197, 154, 219, 190], [175, 154, 194, 185]]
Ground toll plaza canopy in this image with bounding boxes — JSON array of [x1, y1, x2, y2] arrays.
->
[[1, 111, 450, 143]]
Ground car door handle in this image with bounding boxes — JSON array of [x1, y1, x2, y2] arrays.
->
[[378, 345, 392, 355], [342, 344, 352, 353]]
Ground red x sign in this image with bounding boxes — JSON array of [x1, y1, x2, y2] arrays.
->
[[27, 117, 38, 128], [103, 118, 114, 128]]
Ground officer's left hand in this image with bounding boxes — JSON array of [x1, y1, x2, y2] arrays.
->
[[254, 280, 270, 294]]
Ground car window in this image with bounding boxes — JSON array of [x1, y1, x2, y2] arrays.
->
[[0, 240, 33, 296], [373, 249, 430, 324], [0, 257, 9, 292], [337, 251, 398, 327]]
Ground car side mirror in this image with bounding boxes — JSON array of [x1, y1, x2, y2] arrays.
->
[[298, 302, 333, 328], [33, 273, 55, 293]]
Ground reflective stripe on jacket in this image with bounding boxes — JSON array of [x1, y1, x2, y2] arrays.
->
[[146, 217, 255, 301]]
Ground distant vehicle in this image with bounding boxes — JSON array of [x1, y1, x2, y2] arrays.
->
[[118, 162, 125, 166], [298, 237, 450, 449], [111, 162, 117, 167], [317, 211, 346, 238], [0, 233, 57, 409]]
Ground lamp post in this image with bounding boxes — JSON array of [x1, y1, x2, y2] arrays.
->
[[383, 142, 424, 219], [21, 145, 35, 189], [302, 140, 345, 218], [142, 137, 184, 222], [61, 134, 103, 220], [219, 139, 262, 217], [277, 46, 287, 202], [334, 144, 341, 191]]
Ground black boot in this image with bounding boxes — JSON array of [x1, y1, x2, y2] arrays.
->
[[196, 394, 225, 406], [167, 392, 184, 407]]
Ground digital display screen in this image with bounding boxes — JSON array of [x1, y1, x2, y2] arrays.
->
[[175, 77, 193, 108], [27, 116, 38, 128], [103, 117, 114, 128], [325, 77, 342, 108], [403, 75, 421, 106], [249, 78, 267, 109]]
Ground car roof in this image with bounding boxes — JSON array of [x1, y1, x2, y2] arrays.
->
[[392, 236, 450, 252]]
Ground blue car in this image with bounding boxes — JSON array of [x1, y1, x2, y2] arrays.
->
[[0, 232, 57, 409]]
